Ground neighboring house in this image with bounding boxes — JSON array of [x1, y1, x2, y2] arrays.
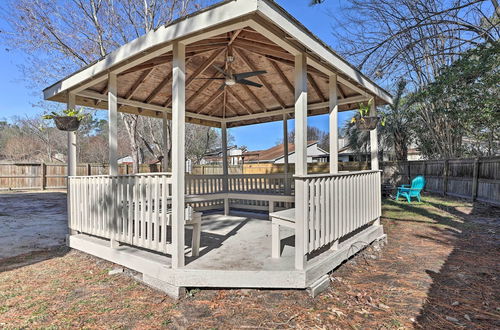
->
[[117, 156, 134, 164], [200, 146, 243, 166], [243, 141, 329, 164]]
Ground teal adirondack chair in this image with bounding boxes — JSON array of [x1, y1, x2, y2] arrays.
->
[[396, 176, 425, 203]]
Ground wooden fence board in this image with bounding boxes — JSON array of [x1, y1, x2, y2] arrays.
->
[[1, 156, 499, 206]]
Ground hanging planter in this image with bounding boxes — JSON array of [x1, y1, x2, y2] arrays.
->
[[43, 108, 86, 132], [350, 98, 385, 131], [52, 116, 82, 131], [355, 116, 380, 131]]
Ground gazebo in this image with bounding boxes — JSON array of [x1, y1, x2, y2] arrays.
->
[[44, 0, 392, 298]]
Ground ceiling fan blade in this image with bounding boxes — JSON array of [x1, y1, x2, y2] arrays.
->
[[212, 65, 228, 78], [193, 77, 225, 80], [238, 79, 263, 88], [234, 70, 267, 80]]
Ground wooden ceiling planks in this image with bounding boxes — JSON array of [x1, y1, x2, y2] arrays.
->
[[82, 27, 366, 128]]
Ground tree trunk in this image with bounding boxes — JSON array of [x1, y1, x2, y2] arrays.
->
[[121, 113, 142, 173]]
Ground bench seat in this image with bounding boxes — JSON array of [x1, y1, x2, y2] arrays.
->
[[269, 208, 296, 258]]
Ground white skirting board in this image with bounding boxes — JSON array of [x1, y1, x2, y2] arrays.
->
[[67, 223, 385, 298]]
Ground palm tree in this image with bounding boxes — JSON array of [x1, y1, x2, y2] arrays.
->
[[342, 80, 409, 161]]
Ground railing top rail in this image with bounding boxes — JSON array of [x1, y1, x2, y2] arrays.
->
[[186, 173, 294, 178], [294, 170, 382, 179], [69, 172, 172, 179]]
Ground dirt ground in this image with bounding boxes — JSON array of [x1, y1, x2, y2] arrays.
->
[[0, 193, 498, 329], [0, 191, 67, 259]]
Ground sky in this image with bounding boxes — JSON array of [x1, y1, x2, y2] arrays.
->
[[0, 0, 355, 151]]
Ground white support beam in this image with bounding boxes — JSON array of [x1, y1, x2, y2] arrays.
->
[[283, 114, 290, 195], [162, 112, 170, 172], [224, 95, 367, 124], [171, 41, 186, 269], [67, 93, 77, 177], [221, 122, 229, 215], [77, 90, 223, 124], [67, 92, 77, 236], [294, 53, 307, 271], [370, 100, 379, 170], [108, 73, 118, 176], [329, 74, 338, 174]]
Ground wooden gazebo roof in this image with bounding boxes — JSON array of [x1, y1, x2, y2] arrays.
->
[[44, 0, 392, 128]]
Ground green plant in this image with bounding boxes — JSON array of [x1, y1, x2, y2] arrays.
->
[[42, 108, 86, 121], [350, 99, 386, 126]]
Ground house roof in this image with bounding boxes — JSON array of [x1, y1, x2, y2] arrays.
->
[[243, 141, 321, 162], [43, 0, 392, 129]]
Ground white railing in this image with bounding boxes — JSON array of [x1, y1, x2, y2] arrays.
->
[[228, 173, 293, 194], [69, 173, 172, 253], [185, 173, 293, 195], [296, 170, 381, 254], [185, 174, 225, 195]]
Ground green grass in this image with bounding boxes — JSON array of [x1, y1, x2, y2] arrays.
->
[[382, 195, 468, 231]]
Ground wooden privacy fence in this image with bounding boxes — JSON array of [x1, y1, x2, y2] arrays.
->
[[393, 157, 500, 206], [2, 157, 499, 206], [0, 163, 161, 191]]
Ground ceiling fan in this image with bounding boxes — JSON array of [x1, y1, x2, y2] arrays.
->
[[197, 53, 267, 90]]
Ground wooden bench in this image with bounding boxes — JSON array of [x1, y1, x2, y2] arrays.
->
[[185, 193, 294, 216], [228, 192, 294, 215], [166, 206, 202, 257], [269, 208, 296, 258]]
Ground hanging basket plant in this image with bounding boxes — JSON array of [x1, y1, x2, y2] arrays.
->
[[43, 108, 86, 131], [355, 116, 380, 130], [350, 99, 385, 131]]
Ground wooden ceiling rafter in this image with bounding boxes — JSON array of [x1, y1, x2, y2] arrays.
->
[[232, 40, 292, 61], [337, 85, 346, 99], [186, 72, 220, 107], [226, 87, 253, 115], [308, 73, 325, 102], [95, 85, 108, 106], [228, 29, 242, 45], [120, 48, 215, 76], [268, 59, 294, 94], [163, 47, 225, 107], [144, 72, 173, 104], [124, 67, 155, 100], [233, 47, 286, 109], [198, 88, 225, 115], [143, 57, 193, 104], [225, 103, 238, 117], [239, 83, 267, 112]]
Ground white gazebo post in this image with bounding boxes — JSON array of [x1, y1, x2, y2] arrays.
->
[[369, 99, 380, 226], [67, 92, 77, 235], [369, 100, 379, 171], [108, 72, 119, 248], [221, 121, 229, 215], [108, 73, 118, 175], [162, 112, 169, 172], [329, 74, 339, 251], [294, 53, 307, 270], [171, 41, 186, 268], [329, 74, 338, 174], [283, 114, 290, 195]]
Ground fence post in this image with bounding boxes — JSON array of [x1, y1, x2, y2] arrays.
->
[[87, 163, 91, 176], [423, 161, 427, 192], [443, 159, 449, 196], [40, 162, 46, 190], [407, 161, 411, 184], [472, 157, 479, 201]]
